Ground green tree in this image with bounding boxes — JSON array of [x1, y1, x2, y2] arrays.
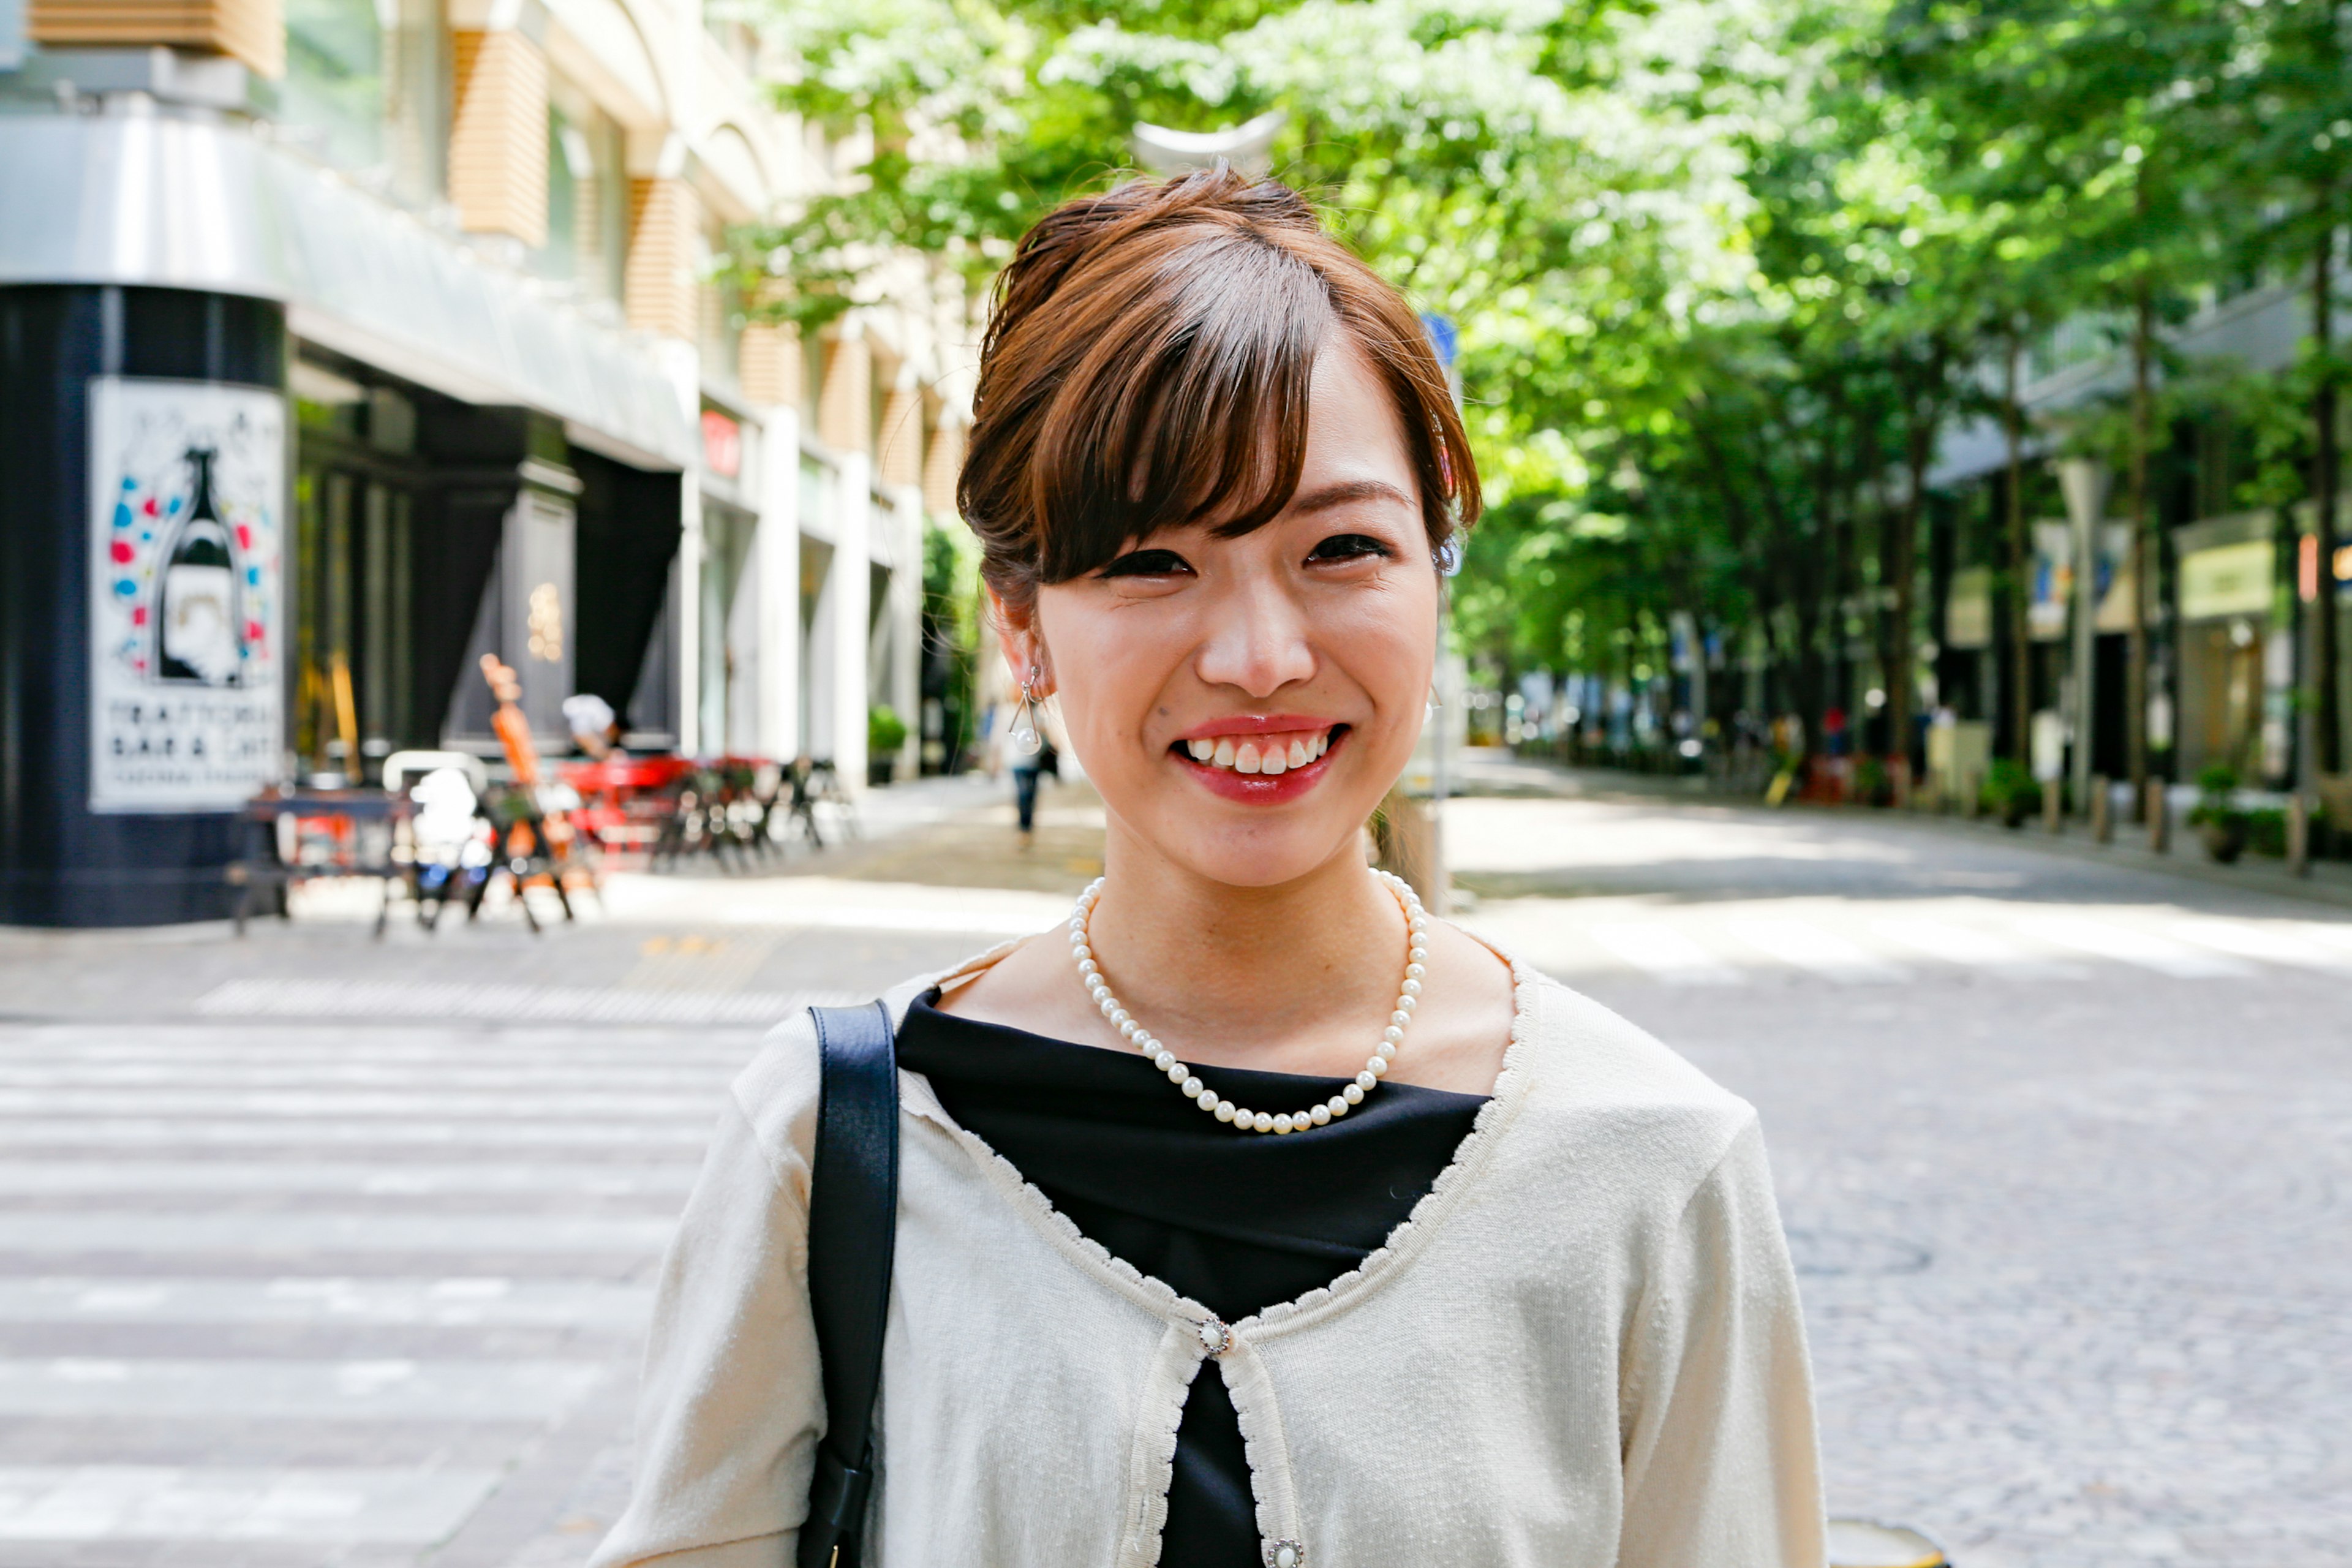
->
[[1876, 0, 2235, 788], [2204, 0, 2352, 777]]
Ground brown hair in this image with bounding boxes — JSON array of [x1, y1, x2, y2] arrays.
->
[[957, 168, 1479, 619]]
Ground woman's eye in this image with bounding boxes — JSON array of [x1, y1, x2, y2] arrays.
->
[[1099, 548, 1194, 579], [1307, 533, 1394, 564]]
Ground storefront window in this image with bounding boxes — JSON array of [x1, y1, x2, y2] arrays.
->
[[699, 502, 758, 753], [699, 224, 744, 383], [281, 0, 445, 205], [540, 93, 627, 303], [281, 0, 383, 172]]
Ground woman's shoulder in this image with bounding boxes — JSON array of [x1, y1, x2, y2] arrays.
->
[[726, 951, 1017, 1169], [1499, 962, 1762, 1188]]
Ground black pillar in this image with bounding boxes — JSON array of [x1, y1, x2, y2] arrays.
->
[[0, 285, 287, 927]]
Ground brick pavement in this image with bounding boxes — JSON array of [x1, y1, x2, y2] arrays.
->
[[0, 765, 2344, 1566]]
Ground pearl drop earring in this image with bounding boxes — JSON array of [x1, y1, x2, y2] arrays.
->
[[1008, 666, 1045, 756]]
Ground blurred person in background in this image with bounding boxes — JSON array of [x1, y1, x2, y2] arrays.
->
[[1008, 688, 1065, 844], [592, 170, 1824, 1568], [562, 693, 624, 760]]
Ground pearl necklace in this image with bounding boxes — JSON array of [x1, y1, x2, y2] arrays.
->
[[1068, 870, 1429, 1135]]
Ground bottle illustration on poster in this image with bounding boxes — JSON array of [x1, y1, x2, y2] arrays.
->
[[154, 447, 246, 687], [87, 378, 285, 813]]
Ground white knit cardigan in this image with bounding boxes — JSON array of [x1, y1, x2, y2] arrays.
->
[[590, 944, 1827, 1568]]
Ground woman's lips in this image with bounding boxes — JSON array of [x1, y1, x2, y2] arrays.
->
[[1170, 726, 1347, 802]]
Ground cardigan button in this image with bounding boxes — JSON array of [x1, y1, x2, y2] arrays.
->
[[1197, 1317, 1232, 1356], [1264, 1541, 1304, 1568]]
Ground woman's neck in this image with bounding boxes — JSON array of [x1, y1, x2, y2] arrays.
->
[[1080, 822, 1408, 1071]]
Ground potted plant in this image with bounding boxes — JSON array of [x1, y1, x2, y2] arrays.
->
[[2188, 763, 2250, 863], [867, 706, 908, 788], [1853, 755, 1890, 807], [1980, 759, 2041, 829]]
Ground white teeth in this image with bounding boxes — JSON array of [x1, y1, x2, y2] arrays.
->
[[1190, 729, 1336, 772]]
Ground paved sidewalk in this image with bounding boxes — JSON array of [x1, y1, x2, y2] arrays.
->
[[2, 764, 2346, 1566]]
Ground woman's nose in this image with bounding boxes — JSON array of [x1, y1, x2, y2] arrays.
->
[[1193, 579, 1316, 698]]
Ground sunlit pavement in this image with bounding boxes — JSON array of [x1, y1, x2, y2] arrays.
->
[[1442, 763, 2352, 1568], [1, 764, 2346, 1566]]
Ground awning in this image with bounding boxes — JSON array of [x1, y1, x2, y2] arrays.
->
[[0, 109, 696, 470]]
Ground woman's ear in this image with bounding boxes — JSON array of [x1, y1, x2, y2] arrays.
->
[[987, 589, 1054, 696]]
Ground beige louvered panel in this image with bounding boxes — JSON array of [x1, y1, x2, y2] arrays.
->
[[922, 419, 963, 522], [876, 385, 922, 490], [625, 178, 698, 342], [449, 29, 548, 247], [816, 334, 872, 455], [31, 0, 284, 76], [740, 314, 799, 410]]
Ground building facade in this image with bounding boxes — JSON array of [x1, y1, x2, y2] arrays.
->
[[1923, 282, 2351, 813], [0, 0, 968, 924]]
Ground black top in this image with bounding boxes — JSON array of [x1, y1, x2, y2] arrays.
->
[[895, 992, 1488, 1568]]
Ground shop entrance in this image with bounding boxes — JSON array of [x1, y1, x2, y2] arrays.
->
[[292, 423, 425, 783], [2178, 616, 2264, 777]]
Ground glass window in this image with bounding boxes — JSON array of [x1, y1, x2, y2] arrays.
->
[[281, 0, 444, 203], [538, 92, 627, 303], [699, 223, 744, 383], [281, 0, 385, 172]]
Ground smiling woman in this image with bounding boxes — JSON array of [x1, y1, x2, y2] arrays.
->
[[593, 171, 1826, 1568]]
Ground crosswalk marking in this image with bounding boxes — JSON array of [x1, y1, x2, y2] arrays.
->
[[0, 1063, 742, 1090], [1724, 918, 1909, 983], [0, 1161, 700, 1197], [0, 1277, 651, 1330], [2015, 915, 2258, 978], [0, 1019, 703, 1556], [0, 1032, 759, 1065], [1586, 922, 1739, 984], [0, 1359, 606, 1421], [0, 1466, 503, 1544], [0, 1087, 723, 1118], [0, 1212, 676, 1254], [0, 1116, 714, 1148], [196, 977, 863, 1025]]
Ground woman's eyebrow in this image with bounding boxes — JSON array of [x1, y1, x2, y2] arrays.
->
[[1286, 479, 1415, 514]]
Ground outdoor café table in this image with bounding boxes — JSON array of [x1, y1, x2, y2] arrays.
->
[[228, 785, 409, 937], [560, 754, 696, 858]]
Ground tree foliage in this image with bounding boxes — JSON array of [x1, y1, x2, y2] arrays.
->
[[741, 0, 2352, 768]]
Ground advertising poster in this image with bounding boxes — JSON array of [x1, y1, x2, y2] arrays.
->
[[86, 377, 286, 813]]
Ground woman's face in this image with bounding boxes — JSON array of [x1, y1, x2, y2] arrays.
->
[[1014, 337, 1439, 889]]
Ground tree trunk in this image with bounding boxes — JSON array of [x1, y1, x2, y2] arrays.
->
[[2122, 160, 2160, 804], [2005, 336, 2030, 765], [2128, 271, 2154, 803], [1817, 383, 1847, 756], [2314, 216, 2342, 778], [1893, 355, 1937, 793]]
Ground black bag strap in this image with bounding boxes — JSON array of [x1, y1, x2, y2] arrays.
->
[[798, 1001, 899, 1568]]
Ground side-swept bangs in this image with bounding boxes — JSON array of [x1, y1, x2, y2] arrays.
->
[[959, 170, 1479, 617]]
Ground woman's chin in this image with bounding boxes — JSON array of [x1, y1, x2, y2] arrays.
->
[[1137, 796, 1379, 891]]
